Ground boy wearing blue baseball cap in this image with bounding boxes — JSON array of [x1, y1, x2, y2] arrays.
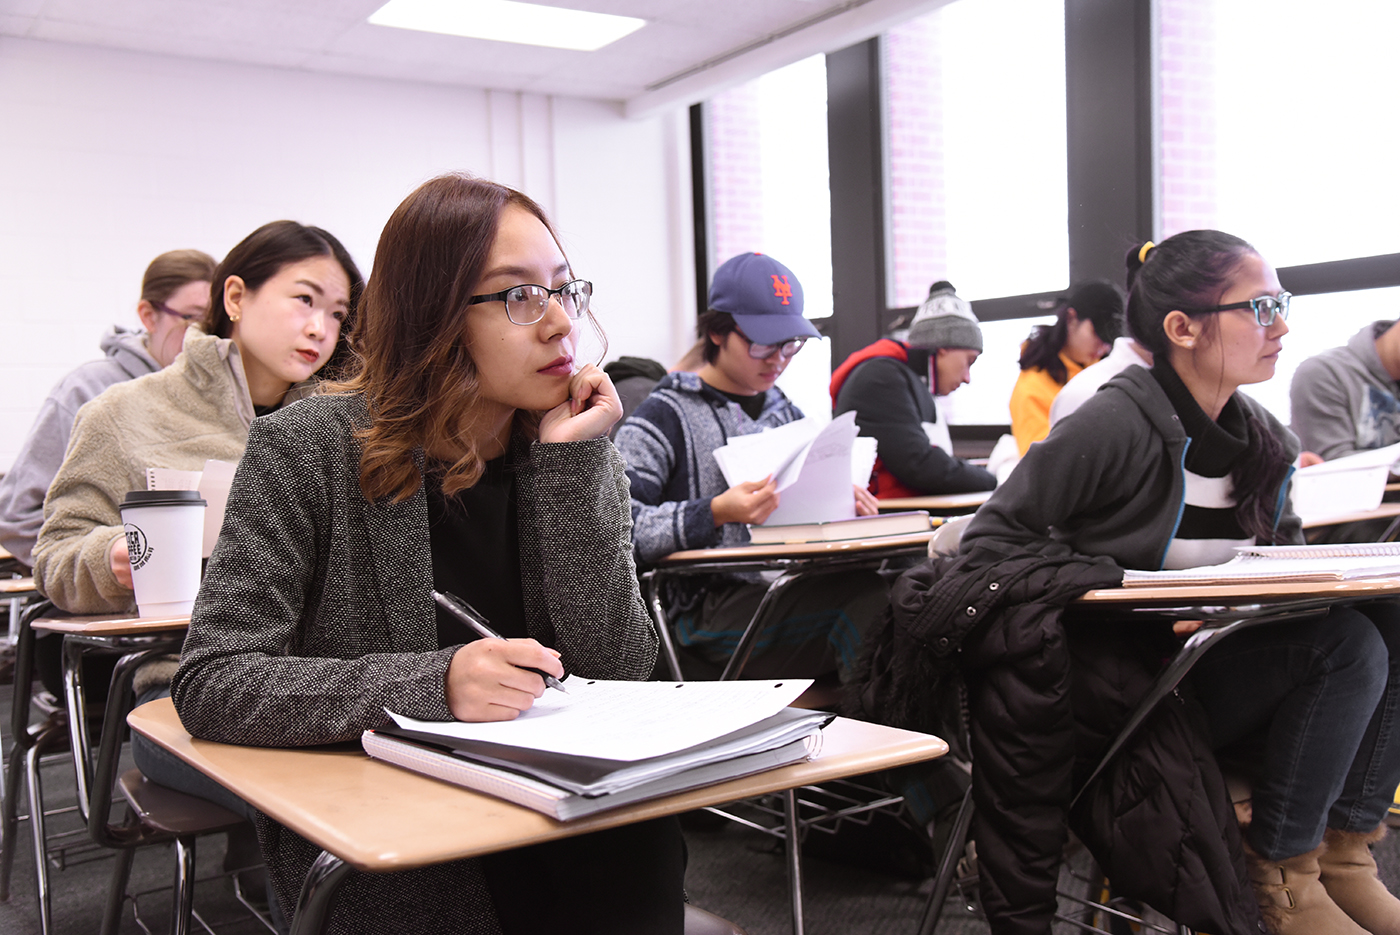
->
[[615, 253, 884, 680]]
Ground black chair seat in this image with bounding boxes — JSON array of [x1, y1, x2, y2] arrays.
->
[[116, 769, 245, 837]]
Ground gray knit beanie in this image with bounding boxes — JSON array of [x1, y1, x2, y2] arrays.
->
[[906, 281, 982, 351]]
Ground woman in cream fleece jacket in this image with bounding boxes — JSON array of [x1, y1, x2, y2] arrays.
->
[[34, 220, 362, 615]]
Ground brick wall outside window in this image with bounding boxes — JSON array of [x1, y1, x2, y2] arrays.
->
[[886, 13, 947, 309], [1157, 0, 1217, 238]]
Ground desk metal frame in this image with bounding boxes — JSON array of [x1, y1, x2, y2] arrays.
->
[[641, 540, 928, 683], [124, 701, 945, 935], [640, 536, 931, 935]]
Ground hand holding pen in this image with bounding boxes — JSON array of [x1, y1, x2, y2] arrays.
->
[[436, 590, 568, 694]]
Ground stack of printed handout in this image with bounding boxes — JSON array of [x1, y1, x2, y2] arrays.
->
[[711, 411, 878, 527], [362, 677, 831, 820], [1122, 542, 1400, 587]]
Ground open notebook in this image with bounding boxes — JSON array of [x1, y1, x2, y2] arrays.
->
[[1121, 543, 1400, 587]]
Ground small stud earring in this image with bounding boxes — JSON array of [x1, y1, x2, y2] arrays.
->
[[1185, 339, 1194, 347], [229, 313, 240, 322]]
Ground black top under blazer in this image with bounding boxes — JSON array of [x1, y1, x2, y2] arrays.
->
[[171, 393, 658, 934]]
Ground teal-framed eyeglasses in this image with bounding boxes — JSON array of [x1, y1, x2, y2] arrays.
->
[[1188, 291, 1291, 327], [467, 279, 592, 325]]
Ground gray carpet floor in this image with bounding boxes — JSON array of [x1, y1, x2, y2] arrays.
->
[[4, 676, 1400, 935]]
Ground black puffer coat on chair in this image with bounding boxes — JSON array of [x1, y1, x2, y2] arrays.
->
[[852, 542, 1265, 935]]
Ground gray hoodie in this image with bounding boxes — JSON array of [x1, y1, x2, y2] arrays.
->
[[0, 326, 159, 565], [1289, 321, 1400, 461]]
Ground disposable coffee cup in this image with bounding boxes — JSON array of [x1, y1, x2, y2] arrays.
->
[[119, 490, 207, 617]]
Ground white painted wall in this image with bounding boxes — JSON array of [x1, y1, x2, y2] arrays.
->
[[0, 37, 693, 472]]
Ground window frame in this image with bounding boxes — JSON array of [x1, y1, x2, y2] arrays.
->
[[690, 0, 1400, 409]]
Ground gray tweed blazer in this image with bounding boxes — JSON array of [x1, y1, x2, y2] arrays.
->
[[171, 393, 657, 934]]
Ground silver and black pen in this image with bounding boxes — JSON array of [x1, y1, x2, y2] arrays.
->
[[431, 589, 569, 693]]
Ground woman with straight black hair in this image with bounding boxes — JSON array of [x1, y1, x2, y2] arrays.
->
[[172, 174, 684, 934], [956, 230, 1400, 935], [1008, 279, 1125, 454], [35, 220, 361, 613]]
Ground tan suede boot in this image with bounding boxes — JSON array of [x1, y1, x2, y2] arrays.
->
[[1319, 825, 1400, 935], [1245, 841, 1367, 934]]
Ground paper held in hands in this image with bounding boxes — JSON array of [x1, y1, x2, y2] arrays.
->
[[1290, 442, 1400, 524], [711, 412, 877, 527]]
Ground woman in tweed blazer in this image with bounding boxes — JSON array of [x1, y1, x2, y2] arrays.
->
[[171, 175, 677, 935]]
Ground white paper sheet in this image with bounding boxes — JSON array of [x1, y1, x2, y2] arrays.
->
[[712, 417, 826, 491], [851, 436, 877, 487], [145, 468, 202, 491], [388, 677, 812, 762], [197, 460, 238, 559], [712, 412, 862, 526], [1291, 441, 1400, 522], [760, 414, 859, 526], [1298, 442, 1400, 475]]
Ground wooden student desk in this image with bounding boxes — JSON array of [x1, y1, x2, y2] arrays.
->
[[32, 613, 191, 830], [644, 531, 936, 681], [128, 698, 948, 935], [0, 576, 34, 594], [876, 489, 993, 515], [2, 576, 37, 643], [1067, 576, 1400, 806], [1299, 501, 1400, 533]]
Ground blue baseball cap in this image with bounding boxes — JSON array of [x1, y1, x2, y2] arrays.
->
[[708, 253, 821, 345]]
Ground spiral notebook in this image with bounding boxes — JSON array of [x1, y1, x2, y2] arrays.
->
[[1121, 543, 1400, 587], [361, 729, 819, 821]]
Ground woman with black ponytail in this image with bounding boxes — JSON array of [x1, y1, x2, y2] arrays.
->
[[1008, 279, 1124, 454], [958, 230, 1400, 935]]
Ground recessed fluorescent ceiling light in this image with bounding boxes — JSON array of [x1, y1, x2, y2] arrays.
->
[[369, 0, 646, 52]]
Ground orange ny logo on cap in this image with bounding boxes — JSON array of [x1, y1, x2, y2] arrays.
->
[[771, 275, 793, 305]]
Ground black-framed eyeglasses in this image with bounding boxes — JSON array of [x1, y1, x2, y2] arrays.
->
[[466, 279, 592, 325], [738, 330, 809, 360], [153, 301, 203, 324], [1187, 291, 1291, 327]]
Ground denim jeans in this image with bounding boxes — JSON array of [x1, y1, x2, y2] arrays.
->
[[1189, 601, 1400, 860]]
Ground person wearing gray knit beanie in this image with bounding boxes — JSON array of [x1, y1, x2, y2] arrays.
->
[[907, 280, 984, 353], [829, 280, 994, 497]]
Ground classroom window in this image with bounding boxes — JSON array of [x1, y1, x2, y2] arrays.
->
[[884, 0, 1069, 307], [937, 315, 1053, 426], [705, 54, 833, 321], [705, 54, 834, 420], [1157, 0, 1400, 266]]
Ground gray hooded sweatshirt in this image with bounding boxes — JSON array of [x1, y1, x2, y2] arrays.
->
[[0, 326, 159, 565], [1289, 321, 1400, 461]]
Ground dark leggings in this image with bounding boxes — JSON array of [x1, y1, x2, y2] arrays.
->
[[481, 816, 687, 935]]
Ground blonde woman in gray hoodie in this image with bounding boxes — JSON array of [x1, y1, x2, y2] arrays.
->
[[0, 249, 216, 567], [34, 221, 362, 615]]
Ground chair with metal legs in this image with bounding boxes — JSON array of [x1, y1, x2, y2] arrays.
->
[[0, 597, 84, 935], [641, 551, 921, 935], [82, 646, 253, 935], [1, 599, 263, 935]]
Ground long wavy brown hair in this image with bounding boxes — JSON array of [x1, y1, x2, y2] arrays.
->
[[334, 174, 559, 503]]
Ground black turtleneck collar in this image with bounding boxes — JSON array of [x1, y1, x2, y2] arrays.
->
[[1150, 361, 1249, 478]]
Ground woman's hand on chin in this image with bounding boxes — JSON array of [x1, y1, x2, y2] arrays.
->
[[539, 364, 622, 443]]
